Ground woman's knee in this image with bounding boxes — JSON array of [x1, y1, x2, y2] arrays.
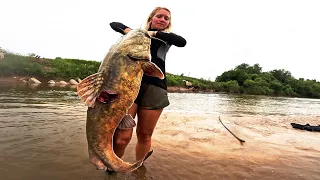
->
[[113, 129, 133, 146], [136, 132, 152, 143]]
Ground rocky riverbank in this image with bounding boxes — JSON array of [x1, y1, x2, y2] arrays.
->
[[0, 76, 209, 93]]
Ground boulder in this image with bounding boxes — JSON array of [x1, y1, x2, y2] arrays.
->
[[29, 77, 41, 84], [70, 79, 78, 85], [59, 81, 68, 85], [48, 80, 55, 84], [19, 78, 28, 83]]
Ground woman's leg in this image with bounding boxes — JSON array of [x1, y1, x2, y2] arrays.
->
[[113, 103, 138, 158], [135, 108, 163, 161]]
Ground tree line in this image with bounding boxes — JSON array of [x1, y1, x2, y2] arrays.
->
[[1, 53, 319, 99], [214, 63, 320, 98]]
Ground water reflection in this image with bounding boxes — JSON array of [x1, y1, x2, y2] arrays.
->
[[167, 92, 320, 116], [222, 94, 263, 115], [103, 165, 148, 180]]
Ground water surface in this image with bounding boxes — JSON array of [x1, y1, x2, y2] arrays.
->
[[1, 83, 319, 180]]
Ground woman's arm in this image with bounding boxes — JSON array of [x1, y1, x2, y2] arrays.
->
[[153, 31, 187, 47], [110, 22, 186, 47], [110, 22, 131, 35]]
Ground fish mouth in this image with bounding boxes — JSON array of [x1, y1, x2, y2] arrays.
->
[[97, 90, 119, 104], [127, 55, 150, 62]]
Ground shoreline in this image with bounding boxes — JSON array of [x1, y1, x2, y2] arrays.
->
[[0, 76, 214, 93]]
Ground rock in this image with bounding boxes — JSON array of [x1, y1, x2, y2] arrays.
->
[[19, 78, 28, 83], [183, 80, 193, 88], [69, 79, 78, 85], [29, 77, 41, 84], [59, 81, 68, 85], [48, 80, 55, 84]]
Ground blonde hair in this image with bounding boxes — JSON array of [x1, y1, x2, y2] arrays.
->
[[144, 7, 172, 32]]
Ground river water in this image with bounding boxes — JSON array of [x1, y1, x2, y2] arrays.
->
[[0, 82, 319, 180]]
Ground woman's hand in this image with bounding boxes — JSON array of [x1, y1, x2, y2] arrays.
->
[[147, 31, 157, 37], [123, 28, 131, 34]]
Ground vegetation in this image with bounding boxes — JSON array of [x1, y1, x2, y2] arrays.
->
[[215, 63, 320, 98], [0, 53, 99, 80], [1, 52, 320, 99]]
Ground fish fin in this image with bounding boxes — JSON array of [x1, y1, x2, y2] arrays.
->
[[111, 157, 144, 173], [143, 150, 153, 161], [77, 72, 104, 107], [142, 62, 165, 79], [117, 114, 136, 129], [89, 150, 106, 170]]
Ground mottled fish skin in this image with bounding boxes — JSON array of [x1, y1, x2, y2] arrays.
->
[[77, 29, 164, 173], [86, 49, 146, 172]]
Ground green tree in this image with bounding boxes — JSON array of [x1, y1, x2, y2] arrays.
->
[[270, 80, 284, 95], [311, 83, 320, 98], [225, 80, 240, 93], [283, 85, 297, 97], [243, 79, 268, 95], [270, 69, 292, 84]]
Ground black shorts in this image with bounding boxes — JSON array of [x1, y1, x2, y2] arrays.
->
[[134, 83, 170, 110]]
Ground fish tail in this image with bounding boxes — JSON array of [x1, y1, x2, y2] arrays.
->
[[100, 154, 143, 173], [115, 159, 144, 173], [101, 150, 154, 173]]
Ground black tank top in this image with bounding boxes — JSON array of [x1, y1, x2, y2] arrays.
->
[[142, 32, 171, 90]]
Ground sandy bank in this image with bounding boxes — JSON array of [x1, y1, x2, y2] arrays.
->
[[113, 112, 320, 179], [154, 112, 320, 157]]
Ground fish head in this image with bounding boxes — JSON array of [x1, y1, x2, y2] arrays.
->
[[120, 29, 151, 62], [77, 29, 154, 108]]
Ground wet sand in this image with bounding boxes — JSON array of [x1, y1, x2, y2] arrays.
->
[[100, 112, 320, 180], [2, 111, 320, 180]]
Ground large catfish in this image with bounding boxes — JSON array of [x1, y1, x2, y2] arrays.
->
[[77, 29, 164, 173]]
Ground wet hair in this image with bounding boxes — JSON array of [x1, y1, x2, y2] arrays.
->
[[144, 7, 172, 32]]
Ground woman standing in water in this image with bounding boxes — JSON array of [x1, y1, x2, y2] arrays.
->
[[109, 6, 187, 168]]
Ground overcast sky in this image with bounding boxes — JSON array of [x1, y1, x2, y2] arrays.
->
[[1, 0, 320, 81]]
